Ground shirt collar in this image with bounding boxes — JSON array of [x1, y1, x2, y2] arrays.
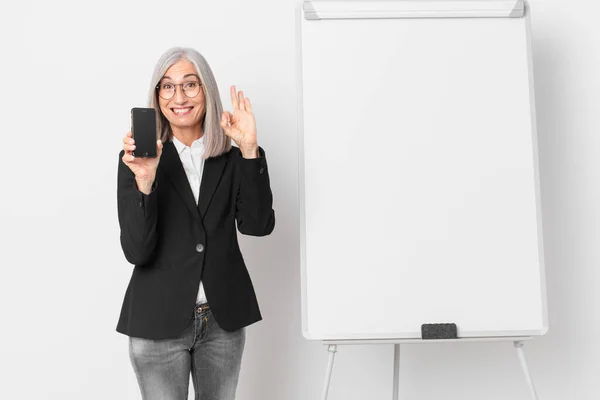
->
[[172, 134, 204, 155]]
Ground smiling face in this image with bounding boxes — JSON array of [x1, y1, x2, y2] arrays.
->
[[157, 58, 206, 135]]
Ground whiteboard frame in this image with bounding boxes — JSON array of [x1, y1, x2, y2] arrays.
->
[[303, 0, 525, 20], [296, 0, 548, 341]]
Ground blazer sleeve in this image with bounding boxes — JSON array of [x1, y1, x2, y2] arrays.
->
[[235, 146, 276, 236], [117, 150, 159, 265]]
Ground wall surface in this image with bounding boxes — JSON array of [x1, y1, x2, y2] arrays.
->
[[0, 0, 598, 399]]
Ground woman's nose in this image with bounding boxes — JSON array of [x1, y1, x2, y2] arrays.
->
[[173, 86, 187, 103]]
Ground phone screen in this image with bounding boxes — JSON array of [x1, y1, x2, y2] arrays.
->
[[131, 108, 157, 158]]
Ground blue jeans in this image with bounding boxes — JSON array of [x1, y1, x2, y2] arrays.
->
[[129, 303, 246, 400]]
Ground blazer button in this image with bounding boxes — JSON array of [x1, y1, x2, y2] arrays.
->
[[196, 244, 204, 253], [259, 167, 265, 174]]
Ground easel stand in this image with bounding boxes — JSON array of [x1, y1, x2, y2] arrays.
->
[[320, 337, 539, 400]]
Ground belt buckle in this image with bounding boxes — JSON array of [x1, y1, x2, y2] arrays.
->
[[196, 304, 209, 313]]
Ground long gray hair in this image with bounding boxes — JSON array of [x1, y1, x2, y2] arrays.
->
[[148, 47, 231, 158]]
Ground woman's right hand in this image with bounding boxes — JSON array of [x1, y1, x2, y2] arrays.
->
[[122, 131, 163, 194]]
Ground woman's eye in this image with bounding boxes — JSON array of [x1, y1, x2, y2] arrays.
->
[[185, 82, 198, 89], [163, 84, 173, 90]]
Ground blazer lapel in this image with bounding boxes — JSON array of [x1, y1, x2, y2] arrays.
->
[[160, 141, 201, 221], [198, 153, 228, 220]]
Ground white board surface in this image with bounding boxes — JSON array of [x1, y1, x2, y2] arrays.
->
[[297, 0, 548, 341]]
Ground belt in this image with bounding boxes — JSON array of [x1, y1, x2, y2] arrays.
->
[[195, 303, 210, 314]]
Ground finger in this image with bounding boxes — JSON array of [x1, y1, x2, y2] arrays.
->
[[220, 123, 230, 137], [156, 140, 163, 158], [221, 112, 232, 135], [230, 85, 238, 109], [222, 111, 234, 124], [225, 111, 237, 126], [122, 153, 135, 164], [244, 97, 252, 113], [238, 90, 245, 111], [123, 134, 135, 145], [123, 133, 134, 154]]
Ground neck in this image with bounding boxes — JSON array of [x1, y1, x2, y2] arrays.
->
[[171, 124, 203, 147]]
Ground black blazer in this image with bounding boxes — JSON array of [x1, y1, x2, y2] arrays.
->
[[116, 141, 275, 340]]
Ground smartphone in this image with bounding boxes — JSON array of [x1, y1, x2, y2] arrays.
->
[[131, 107, 157, 158]]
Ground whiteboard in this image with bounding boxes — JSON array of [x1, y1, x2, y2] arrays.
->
[[297, 0, 548, 341]]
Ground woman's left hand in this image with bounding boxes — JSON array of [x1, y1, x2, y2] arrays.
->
[[221, 85, 259, 158]]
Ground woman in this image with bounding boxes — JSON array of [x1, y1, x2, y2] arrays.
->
[[117, 47, 275, 400]]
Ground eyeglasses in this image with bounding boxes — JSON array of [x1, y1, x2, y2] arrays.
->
[[156, 80, 203, 100]]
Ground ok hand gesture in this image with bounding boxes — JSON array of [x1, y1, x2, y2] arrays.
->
[[220, 85, 259, 158]]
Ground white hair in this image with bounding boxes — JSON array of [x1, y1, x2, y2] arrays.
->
[[148, 47, 231, 158]]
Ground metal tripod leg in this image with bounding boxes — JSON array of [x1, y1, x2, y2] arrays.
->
[[321, 344, 338, 400], [393, 344, 400, 400], [514, 341, 539, 400]]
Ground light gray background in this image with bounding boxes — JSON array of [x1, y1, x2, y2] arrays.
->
[[0, 0, 597, 399]]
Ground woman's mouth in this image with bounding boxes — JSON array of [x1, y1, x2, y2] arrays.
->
[[171, 107, 193, 116]]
